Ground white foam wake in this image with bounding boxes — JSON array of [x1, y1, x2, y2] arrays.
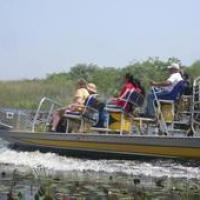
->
[[0, 148, 199, 179]]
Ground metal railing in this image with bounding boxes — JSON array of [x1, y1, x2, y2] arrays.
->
[[32, 97, 62, 132], [152, 87, 169, 135], [191, 76, 200, 135]]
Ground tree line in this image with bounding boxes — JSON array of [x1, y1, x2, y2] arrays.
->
[[0, 57, 200, 109]]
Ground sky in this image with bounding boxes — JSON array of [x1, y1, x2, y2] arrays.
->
[[0, 0, 200, 80]]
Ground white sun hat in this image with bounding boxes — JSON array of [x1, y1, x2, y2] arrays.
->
[[167, 63, 180, 69]]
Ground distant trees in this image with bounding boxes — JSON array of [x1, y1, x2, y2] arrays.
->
[[0, 58, 200, 109], [185, 60, 200, 79]]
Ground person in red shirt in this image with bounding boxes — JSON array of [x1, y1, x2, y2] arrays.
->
[[93, 73, 145, 128], [111, 73, 143, 111]]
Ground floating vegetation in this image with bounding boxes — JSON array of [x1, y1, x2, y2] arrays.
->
[[0, 164, 200, 200]]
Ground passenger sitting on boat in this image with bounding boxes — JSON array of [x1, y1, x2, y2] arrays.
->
[[86, 83, 108, 128], [181, 72, 193, 95], [87, 83, 97, 95], [144, 63, 183, 118], [51, 79, 89, 132], [132, 78, 146, 97], [110, 73, 143, 112], [85, 82, 101, 110]]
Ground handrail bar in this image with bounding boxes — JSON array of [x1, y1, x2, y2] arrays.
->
[[152, 87, 169, 135], [32, 97, 63, 132], [191, 76, 200, 135], [0, 121, 13, 129]]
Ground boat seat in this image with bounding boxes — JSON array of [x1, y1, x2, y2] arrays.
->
[[151, 80, 188, 135], [105, 105, 122, 113], [63, 94, 99, 133], [156, 81, 188, 122], [64, 112, 82, 119], [132, 117, 156, 135], [106, 90, 144, 113], [105, 90, 144, 135]]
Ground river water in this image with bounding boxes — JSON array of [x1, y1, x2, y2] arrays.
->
[[0, 138, 200, 200]]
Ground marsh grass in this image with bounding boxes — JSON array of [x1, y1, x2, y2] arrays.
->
[[0, 79, 75, 109], [1, 59, 200, 110]]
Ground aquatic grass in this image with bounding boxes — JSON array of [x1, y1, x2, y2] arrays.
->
[[1, 58, 200, 111], [0, 79, 75, 110], [1, 167, 200, 200]]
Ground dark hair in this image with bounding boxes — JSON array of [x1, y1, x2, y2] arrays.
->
[[125, 73, 145, 96], [132, 78, 145, 96], [125, 73, 134, 83], [181, 72, 193, 95], [182, 72, 189, 80]]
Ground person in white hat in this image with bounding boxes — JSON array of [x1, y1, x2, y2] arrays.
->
[[145, 63, 183, 118], [150, 63, 182, 92]]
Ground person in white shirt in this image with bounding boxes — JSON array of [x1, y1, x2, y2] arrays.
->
[[145, 63, 183, 117]]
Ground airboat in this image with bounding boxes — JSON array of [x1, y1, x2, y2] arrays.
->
[[0, 77, 200, 160]]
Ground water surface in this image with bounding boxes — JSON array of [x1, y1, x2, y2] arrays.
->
[[0, 138, 199, 199]]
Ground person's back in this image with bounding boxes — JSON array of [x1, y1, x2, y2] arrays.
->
[[73, 87, 89, 111], [182, 73, 193, 95], [132, 78, 145, 96]]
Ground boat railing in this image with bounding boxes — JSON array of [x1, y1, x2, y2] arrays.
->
[[151, 76, 200, 136], [0, 109, 30, 131], [191, 76, 200, 136], [152, 87, 169, 135], [0, 120, 13, 129], [32, 97, 63, 132]]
